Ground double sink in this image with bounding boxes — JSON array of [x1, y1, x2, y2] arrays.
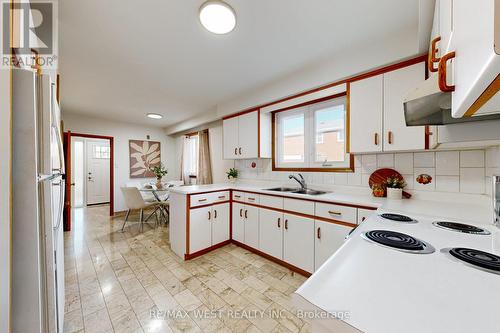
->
[[265, 187, 329, 196]]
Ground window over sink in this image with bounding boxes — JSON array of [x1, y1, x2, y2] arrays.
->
[[273, 94, 353, 171]]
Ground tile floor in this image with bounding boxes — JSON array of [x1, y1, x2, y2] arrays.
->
[[64, 205, 311, 333]]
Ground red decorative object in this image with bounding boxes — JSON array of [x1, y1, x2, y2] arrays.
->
[[251, 162, 256, 168], [372, 184, 385, 197], [416, 174, 433, 185], [369, 168, 412, 199]]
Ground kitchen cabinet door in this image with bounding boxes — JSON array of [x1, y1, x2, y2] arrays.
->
[[283, 213, 314, 273], [314, 221, 352, 271], [212, 203, 229, 245], [258, 208, 283, 260], [223, 117, 239, 159], [232, 202, 245, 243], [189, 207, 212, 254], [383, 62, 426, 151], [357, 208, 375, 224], [244, 205, 259, 249], [349, 75, 383, 153], [238, 111, 259, 158], [439, 0, 453, 54]]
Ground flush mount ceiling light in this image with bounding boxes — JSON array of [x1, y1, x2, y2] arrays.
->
[[199, 1, 236, 34], [147, 113, 163, 119]]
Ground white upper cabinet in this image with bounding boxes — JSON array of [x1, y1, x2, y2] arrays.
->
[[349, 75, 383, 153], [449, 0, 499, 117], [238, 111, 259, 158], [223, 110, 271, 159], [223, 117, 239, 159], [438, 0, 453, 54], [383, 62, 427, 151], [350, 62, 427, 153]]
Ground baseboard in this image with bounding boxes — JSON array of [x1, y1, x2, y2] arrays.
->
[[231, 240, 312, 277], [184, 240, 232, 260]]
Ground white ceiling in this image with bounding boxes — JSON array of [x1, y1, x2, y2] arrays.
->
[[59, 0, 421, 127]]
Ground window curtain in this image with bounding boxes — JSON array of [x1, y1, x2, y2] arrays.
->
[[197, 130, 213, 184], [180, 136, 191, 184]]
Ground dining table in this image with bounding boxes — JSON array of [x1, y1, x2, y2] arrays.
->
[[139, 185, 171, 224]]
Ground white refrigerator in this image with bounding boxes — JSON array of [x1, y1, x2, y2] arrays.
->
[[12, 69, 65, 333]]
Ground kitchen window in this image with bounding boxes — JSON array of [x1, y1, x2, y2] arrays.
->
[[183, 134, 199, 180], [274, 95, 352, 171]]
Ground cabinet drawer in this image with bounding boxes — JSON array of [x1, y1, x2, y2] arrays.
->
[[232, 191, 245, 201], [190, 193, 213, 207], [357, 208, 376, 224], [259, 195, 283, 209], [211, 191, 230, 203], [244, 193, 259, 204], [315, 203, 357, 224], [284, 198, 314, 215]]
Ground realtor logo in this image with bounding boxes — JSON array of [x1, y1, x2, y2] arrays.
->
[[1, 0, 57, 69]]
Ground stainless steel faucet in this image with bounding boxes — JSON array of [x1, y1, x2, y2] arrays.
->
[[494, 175, 500, 228], [289, 173, 307, 190]]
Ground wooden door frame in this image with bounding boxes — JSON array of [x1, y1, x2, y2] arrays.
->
[[64, 131, 114, 230]]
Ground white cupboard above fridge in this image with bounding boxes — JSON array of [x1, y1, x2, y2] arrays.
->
[[223, 109, 271, 159]]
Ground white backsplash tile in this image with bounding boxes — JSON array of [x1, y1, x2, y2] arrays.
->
[[402, 174, 414, 190], [377, 154, 394, 168], [486, 147, 500, 167], [460, 150, 485, 168], [394, 153, 413, 174], [348, 171, 362, 186], [235, 148, 496, 196], [334, 173, 348, 185], [361, 154, 377, 174], [435, 151, 460, 176], [460, 168, 485, 194], [435, 176, 460, 193], [414, 152, 435, 168]]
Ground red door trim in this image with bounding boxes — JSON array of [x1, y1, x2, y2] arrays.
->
[[65, 132, 115, 222]]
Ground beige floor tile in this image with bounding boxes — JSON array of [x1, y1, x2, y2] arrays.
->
[[63, 308, 84, 333], [174, 289, 203, 312], [64, 206, 311, 333], [83, 307, 113, 333], [81, 292, 106, 316]]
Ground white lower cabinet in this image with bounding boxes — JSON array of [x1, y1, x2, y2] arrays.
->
[[258, 208, 283, 260], [189, 203, 230, 255], [314, 221, 353, 270], [212, 203, 230, 245], [189, 207, 212, 254], [244, 205, 259, 249], [232, 202, 245, 243], [283, 213, 315, 273]]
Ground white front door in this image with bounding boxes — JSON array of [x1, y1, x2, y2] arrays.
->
[[86, 140, 110, 205]]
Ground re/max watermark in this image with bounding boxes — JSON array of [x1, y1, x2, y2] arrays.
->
[[150, 308, 351, 321]]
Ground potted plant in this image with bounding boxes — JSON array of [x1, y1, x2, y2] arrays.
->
[[385, 175, 406, 199], [226, 168, 238, 183], [150, 163, 168, 188]]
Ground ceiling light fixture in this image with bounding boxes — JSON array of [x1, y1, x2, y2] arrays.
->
[[147, 113, 163, 119], [199, 1, 236, 35]]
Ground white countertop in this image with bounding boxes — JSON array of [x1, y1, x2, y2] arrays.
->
[[295, 210, 499, 333], [172, 183, 498, 332], [170, 183, 492, 223]]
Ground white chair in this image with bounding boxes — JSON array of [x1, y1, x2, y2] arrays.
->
[[121, 187, 159, 232]]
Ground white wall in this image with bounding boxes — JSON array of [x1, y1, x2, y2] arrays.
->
[[62, 112, 178, 213], [0, 63, 11, 333]]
